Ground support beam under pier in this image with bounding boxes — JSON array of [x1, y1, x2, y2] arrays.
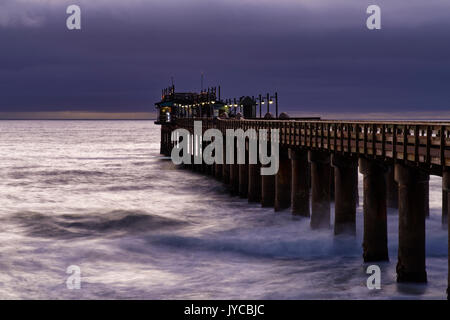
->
[[386, 164, 398, 209], [239, 162, 249, 198], [275, 148, 291, 211], [395, 163, 429, 283], [261, 165, 275, 207], [248, 163, 261, 203], [442, 168, 450, 299], [332, 155, 358, 235], [289, 149, 310, 217], [222, 138, 230, 184], [443, 170, 450, 299], [309, 151, 331, 229], [444, 184, 449, 227], [359, 158, 389, 262]]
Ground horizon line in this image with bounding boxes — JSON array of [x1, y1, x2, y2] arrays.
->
[[1, 110, 450, 121]]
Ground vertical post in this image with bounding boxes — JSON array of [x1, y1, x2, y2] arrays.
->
[[239, 140, 249, 198], [332, 155, 358, 235], [261, 138, 275, 207], [222, 135, 230, 184], [290, 149, 310, 217], [248, 163, 262, 203], [443, 179, 449, 226], [329, 166, 335, 201], [395, 163, 428, 283], [259, 94, 262, 118], [248, 125, 261, 202], [443, 170, 450, 298], [229, 136, 239, 195], [266, 93, 270, 114], [160, 126, 164, 155], [425, 179, 430, 218], [275, 92, 278, 119], [191, 133, 196, 171], [275, 148, 291, 211], [308, 151, 331, 229], [386, 164, 399, 209], [359, 158, 389, 262]]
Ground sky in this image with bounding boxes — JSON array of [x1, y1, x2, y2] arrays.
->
[[1, 0, 450, 119]]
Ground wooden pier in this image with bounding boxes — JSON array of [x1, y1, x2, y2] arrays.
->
[[160, 117, 450, 297]]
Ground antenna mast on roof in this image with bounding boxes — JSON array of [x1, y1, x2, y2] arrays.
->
[[201, 72, 204, 92]]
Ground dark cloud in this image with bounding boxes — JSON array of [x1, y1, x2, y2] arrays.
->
[[1, 0, 450, 114]]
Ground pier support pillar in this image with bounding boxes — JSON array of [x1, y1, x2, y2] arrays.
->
[[160, 126, 164, 155], [289, 149, 310, 217], [395, 163, 428, 283], [248, 163, 262, 203], [275, 148, 291, 211], [230, 163, 239, 195], [229, 137, 239, 195], [425, 179, 430, 218], [332, 155, 358, 235], [238, 141, 249, 198], [191, 133, 196, 171], [386, 164, 398, 209], [161, 126, 171, 157], [215, 163, 223, 180], [443, 182, 449, 227], [222, 138, 230, 184], [443, 170, 450, 298], [215, 140, 223, 181], [239, 164, 249, 198], [330, 167, 335, 202], [261, 165, 275, 207], [308, 151, 331, 229], [202, 142, 209, 175], [359, 158, 389, 262]]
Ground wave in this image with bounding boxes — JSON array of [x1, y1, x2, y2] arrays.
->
[[9, 210, 187, 240]]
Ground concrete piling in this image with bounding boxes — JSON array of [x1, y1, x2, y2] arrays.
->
[[443, 184, 449, 227], [395, 163, 429, 283], [425, 179, 430, 218], [359, 158, 389, 262], [332, 155, 358, 235], [275, 148, 291, 211], [386, 164, 399, 209], [230, 163, 239, 195], [248, 162, 262, 202], [443, 170, 450, 298], [214, 136, 223, 179], [261, 165, 275, 207], [309, 151, 331, 229], [222, 138, 230, 184], [239, 163, 249, 198], [289, 149, 310, 217]]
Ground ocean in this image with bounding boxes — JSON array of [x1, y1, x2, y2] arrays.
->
[[0, 120, 447, 299]]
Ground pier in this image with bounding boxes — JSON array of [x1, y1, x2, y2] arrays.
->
[[157, 88, 450, 297]]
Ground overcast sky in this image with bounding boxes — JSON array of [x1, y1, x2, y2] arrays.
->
[[1, 0, 450, 117]]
